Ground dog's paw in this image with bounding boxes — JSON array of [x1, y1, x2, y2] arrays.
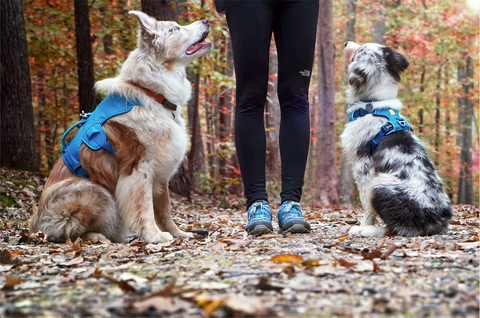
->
[[349, 225, 387, 237], [144, 231, 174, 243], [349, 225, 362, 236], [82, 232, 111, 244], [174, 230, 195, 239]]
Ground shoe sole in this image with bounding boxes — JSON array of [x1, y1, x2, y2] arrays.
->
[[278, 223, 311, 235], [248, 225, 273, 236]]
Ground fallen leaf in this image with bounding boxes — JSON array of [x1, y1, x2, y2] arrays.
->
[[94, 267, 136, 292], [302, 259, 321, 268], [228, 239, 253, 250], [9, 251, 23, 258], [270, 254, 303, 263], [381, 243, 397, 260], [457, 241, 480, 249], [258, 233, 282, 239], [419, 241, 430, 250], [51, 253, 83, 266], [1, 250, 14, 264], [223, 294, 274, 316], [5, 276, 22, 287], [255, 277, 284, 292], [314, 264, 339, 276], [335, 258, 356, 268], [338, 235, 349, 242], [133, 296, 190, 314], [376, 239, 385, 249], [362, 249, 382, 260], [118, 280, 136, 292], [64, 238, 82, 257], [196, 294, 225, 316], [353, 260, 375, 272]]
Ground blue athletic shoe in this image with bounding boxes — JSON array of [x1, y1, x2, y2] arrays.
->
[[245, 200, 273, 236], [277, 201, 311, 234]]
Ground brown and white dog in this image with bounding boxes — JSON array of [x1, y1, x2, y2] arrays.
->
[[29, 11, 212, 243], [341, 42, 452, 237]]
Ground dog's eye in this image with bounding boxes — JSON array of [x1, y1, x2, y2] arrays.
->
[[170, 26, 180, 32]]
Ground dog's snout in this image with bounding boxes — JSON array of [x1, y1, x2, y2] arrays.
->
[[345, 41, 349, 47], [202, 19, 210, 25]]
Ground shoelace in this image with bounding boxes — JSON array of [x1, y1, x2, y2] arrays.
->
[[279, 201, 303, 222], [248, 201, 271, 220]]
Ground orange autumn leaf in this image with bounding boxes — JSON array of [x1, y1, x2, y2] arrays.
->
[[197, 298, 225, 317], [270, 254, 303, 263], [9, 251, 23, 258], [338, 235, 349, 242], [336, 258, 356, 268], [5, 276, 22, 287]]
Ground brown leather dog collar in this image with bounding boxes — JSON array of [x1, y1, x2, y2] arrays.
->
[[127, 81, 177, 112]]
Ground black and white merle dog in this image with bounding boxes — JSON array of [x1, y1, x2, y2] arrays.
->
[[341, 41, 452, 237]]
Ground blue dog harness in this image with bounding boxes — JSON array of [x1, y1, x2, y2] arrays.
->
[[61, 94, 143, 178], [349, 102, 413, 154]]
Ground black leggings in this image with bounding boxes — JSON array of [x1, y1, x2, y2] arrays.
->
[[225, 0, 319, 208]]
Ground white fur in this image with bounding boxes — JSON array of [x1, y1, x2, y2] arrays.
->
[[31, 12, 212, 243]]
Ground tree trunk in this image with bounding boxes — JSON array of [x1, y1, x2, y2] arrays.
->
[[339, 0, 356, 207], [265, 41, 282, 183], [418, 65, 426, 134], [74, 0, 96, 113], [372, 1, 386, 45], [205, 91, 215, 178], [457, 57, 473, 204], [141, 0, 176, 21], [346, 0, 356, 43], [307, 95, 316, 191], [0, 0, 38, 171], [168, 161, 192, 200], [434, 66, 442, 167], [187, 72, 206, 188], [316, 0, 339, 206]]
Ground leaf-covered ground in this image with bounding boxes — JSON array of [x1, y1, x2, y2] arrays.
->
[[1, 168, 479, 317]]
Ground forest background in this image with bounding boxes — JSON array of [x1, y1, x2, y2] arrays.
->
[[2, 0, 479, 208]]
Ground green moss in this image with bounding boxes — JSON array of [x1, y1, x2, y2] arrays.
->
[[0, 176, 37, 187], [0, 191, 17, 207], [40, 171, 50, 178]]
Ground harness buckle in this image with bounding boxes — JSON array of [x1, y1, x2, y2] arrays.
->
[[397, 118, 406, 127], [381, 122, 395, 133], [79, 111, 91, 119]]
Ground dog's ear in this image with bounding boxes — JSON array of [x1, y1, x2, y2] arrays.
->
[[129, 11, 157, 39], [348, 67, 366, 88], [382, 47, 409, 82]]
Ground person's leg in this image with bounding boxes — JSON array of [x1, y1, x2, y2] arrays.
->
[[225, 1, 275, 208], [273, 0, 319, 203]]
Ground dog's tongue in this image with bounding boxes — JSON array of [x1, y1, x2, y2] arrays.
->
[[186, 43, 200, 55], [186, 42, 209, 55]]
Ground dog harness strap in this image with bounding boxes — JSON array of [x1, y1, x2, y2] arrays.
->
[[61, 94, 142, 178], [348, 106, 413, 154]]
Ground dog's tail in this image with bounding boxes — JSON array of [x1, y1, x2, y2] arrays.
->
[[369, 174, 452, 237], [30, 178, 123, 242]]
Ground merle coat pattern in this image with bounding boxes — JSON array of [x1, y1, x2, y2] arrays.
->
[[341, 42, 452, 237]]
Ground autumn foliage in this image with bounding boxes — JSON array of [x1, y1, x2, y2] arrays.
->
[[23, 0, 478, 205]]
